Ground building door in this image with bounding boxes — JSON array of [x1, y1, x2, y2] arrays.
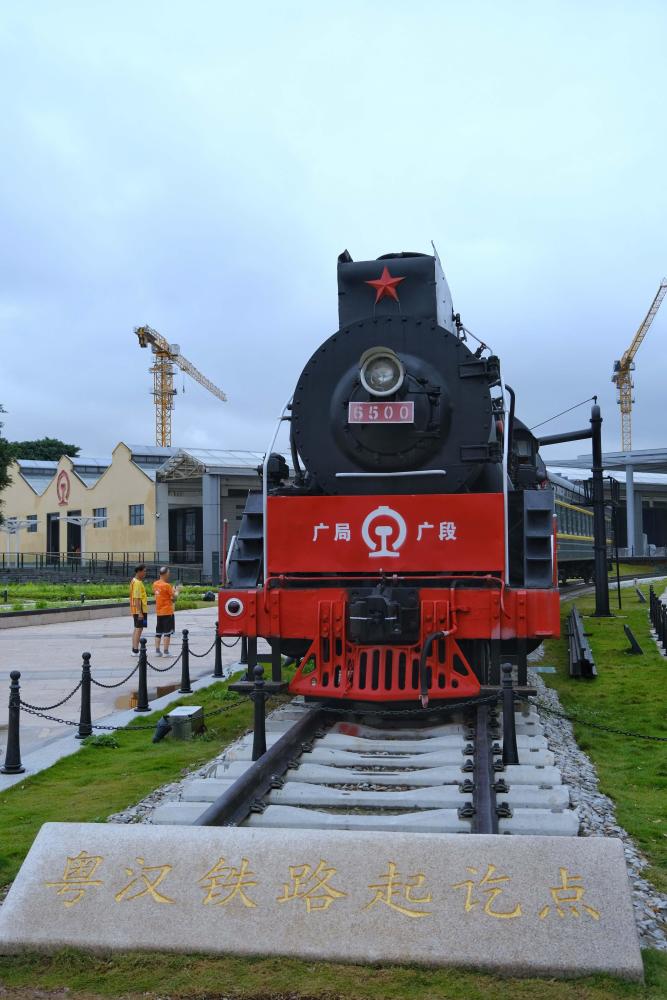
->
[[168, 508, 203, 563], [67, 510, 81, 562], [46, 513, 60, 564]]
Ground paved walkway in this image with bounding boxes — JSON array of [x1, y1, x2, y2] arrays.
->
[[0, 607, 245, 757]]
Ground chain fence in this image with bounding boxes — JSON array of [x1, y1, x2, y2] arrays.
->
[[17, 695, 248, 732], [91, 663, 140, 689]]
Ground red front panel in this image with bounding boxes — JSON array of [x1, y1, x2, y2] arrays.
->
[[267, 494, 505, 575]]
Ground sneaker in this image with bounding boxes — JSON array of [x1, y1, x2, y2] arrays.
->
[[154, 649, 163, 657], [131, 649, 139, 656]]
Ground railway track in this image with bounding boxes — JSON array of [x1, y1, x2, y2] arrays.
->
[[152, 698, 578, 836]]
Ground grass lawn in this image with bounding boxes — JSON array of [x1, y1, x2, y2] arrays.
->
[[2, 601, 667, 998], [1, 948, 666, 1000], [542, 586, 667, 893], [0, 679, 253, 888], [608, 563, 667, 579], [0, 582, 216, 613]]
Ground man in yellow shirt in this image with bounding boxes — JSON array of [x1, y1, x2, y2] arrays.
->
[[129, 564, 148, 655], [153, 566, 181, 656]]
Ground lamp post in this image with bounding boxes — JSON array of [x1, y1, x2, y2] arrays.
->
[[0, 518, 37, 569]]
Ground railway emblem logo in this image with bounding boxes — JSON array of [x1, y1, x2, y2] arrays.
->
[[361, 505, 407, 558], [56, 470, 71, 507]]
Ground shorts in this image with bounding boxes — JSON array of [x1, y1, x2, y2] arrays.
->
[[156, 614, 175, 636], [133, 614, 148, 628]]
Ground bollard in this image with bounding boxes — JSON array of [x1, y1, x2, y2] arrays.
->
[[240, 635, 248, 665], [1, 671, 25, 774], [76, 652, 93, 740], [213, 623, 223, 678], [245, 637, 258, 682], [501, 663, 519, 766], [2, 588, 7, 604], [662, 606, 667, 652], [251, 664, 267, 761], [179, 628, 192, 694], [135, 638, 149, 712]]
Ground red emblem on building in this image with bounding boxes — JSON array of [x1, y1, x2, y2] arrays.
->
[[365, 266, 405, 304], [56, 470, 71, 506]]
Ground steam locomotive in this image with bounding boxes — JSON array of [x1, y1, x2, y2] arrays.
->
[[220, 250, 560, 705]]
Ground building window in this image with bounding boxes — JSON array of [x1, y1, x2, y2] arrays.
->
[[26, 515, 37, 533], [129, 504, 144, 526], [93, 507, 107, 528]]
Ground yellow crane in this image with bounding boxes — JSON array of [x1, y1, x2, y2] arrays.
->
[[135, 325, 227, 447], [611, 279, 667, 452]]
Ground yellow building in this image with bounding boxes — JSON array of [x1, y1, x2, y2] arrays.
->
[[1, 444, 264, 579]]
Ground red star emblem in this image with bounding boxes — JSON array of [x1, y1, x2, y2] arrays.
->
[[365, 266, 405, 304]]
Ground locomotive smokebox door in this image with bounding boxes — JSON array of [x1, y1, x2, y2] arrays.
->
[[347, 585, 420, 645]]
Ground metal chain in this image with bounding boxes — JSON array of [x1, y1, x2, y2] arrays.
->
[[221, 637, 240, 648], [19, 679, 83, 712], [189, 640, 216, 659], [18, 697, 246, 731], [535, 700, 667, 742], [90, 662, 140, 689], [147, 658, 178, 673]]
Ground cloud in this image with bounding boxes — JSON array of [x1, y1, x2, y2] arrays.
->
[[1, 1, 666, 456]]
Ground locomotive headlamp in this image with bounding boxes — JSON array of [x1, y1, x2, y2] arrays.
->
[[359, 348, 405, 398]]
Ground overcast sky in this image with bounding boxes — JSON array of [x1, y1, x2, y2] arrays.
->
[[1, 1, 666, 462]]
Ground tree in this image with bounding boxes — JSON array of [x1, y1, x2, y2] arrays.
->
[[0, 406, 12, 525], [8, 437, 80, 461]]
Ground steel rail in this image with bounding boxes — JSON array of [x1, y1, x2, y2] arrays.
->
[[194, 706, 327, 827], [471, 703, 499, 834]]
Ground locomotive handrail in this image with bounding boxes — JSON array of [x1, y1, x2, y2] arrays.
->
[[335, 469, 447, 478], [498, 373, 511, 584], [225, 534, 237, 576], [262, 396, 293, 583]]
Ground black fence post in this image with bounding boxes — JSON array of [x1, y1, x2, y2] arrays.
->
[[240, 636, 248, 665], [1, 671, 25, 774], [246, 637, 257, 682], [76, 652, 93, 740], [501, 664, 519, 766], [251, 664, 267, 761], [135, 638, 149, 712], [662, 606, 667, 653], [179, 629, 192, 694], [213, 623, 223, 678]]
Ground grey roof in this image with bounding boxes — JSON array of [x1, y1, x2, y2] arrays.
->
[[127, 444, 180, 459], [20, 475, 53, 495], [16, 459, 58, 471], [549, 465, 667, 488], [545, 447, 667, 474], [157, 448, 293, 480]]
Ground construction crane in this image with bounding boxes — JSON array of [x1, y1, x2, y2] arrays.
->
[[135, 325, 227, 447], [611, 279, 667, 452]]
